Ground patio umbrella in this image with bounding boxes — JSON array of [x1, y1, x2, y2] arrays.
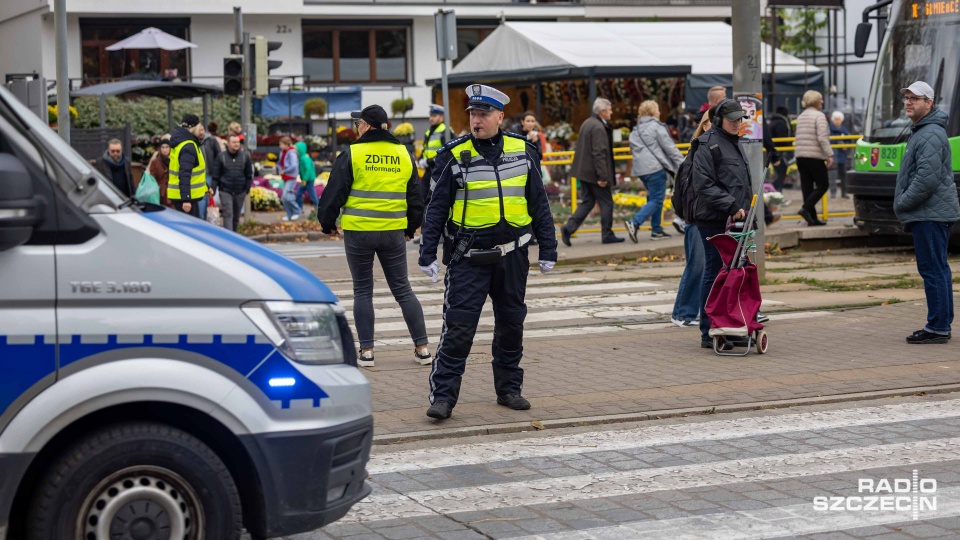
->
[[106, 27, 197, 51]]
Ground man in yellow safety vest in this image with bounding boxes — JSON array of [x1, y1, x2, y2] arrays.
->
[[419, 104, 447, 200], [317, 105, 430, 368], [167, 114, 209, 217], [417, 84, 558, 420]]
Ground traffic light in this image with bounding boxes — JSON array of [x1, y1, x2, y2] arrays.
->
[[223, 55, 243, 96], [254, 35, 283, 97]]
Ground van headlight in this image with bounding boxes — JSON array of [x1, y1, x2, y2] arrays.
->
[[243, 301, 345, 365]]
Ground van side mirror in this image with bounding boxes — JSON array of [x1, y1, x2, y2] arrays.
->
[[0, 153, 43, 252], [854, 23, 872, 58]]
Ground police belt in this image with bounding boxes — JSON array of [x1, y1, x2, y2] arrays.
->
[[465, 233, 532, 258]]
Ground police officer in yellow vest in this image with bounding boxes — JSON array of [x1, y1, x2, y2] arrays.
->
[[418, 104, 447, 200], [418, 84, 558, 420], [167, 114, 208, 217], [317, 105, 431, 368]]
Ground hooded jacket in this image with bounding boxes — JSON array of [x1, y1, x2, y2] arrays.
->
[[691, 126, 754, 228], [169, 126, 202, 202], [894, 108, 960, 226], [295, 141, 317, 183]]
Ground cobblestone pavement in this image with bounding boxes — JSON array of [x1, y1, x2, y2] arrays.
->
[[311, 248, 959, 439], [281, 394, 960, 539]]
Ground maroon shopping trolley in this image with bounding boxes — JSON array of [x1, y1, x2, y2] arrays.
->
[[704, 194, 769, 356]]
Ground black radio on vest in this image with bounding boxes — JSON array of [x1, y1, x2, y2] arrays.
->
[[449, 150, 476, 265]]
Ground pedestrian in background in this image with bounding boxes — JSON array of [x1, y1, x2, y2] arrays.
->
[[561, 97, 623, 245], [418, 84, 557, 420], [147, 135, 172, 207], [894, 81, 960, 344], [829, 111, 850, 199], [768, 106, 792, 193], [228, 121, 244, 145], [198, 122, 222, 221], [520, 111, 549, 155], [625, 100, 685, 243], [167, 114, 207, 217], [794, 90, 834, 226], [419, 104, 447, 200], [295, 140, 319, 212], [691, 99, 753, 350], [278, 136, 302, 221], [318, 105, 429, 367], [95, 138, 134, 197], [212, 133, 253, 232]]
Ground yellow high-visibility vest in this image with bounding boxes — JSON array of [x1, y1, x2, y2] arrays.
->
[[168, 140, 207, 201], [423, 122, 446, 160], [450, 134, 532, 229], [342, 140, 413, 231]]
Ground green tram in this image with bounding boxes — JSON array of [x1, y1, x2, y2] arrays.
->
[[849, 0, 960, 236]]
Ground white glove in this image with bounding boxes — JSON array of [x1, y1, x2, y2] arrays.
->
[[538, 260, 555, 274], [420, 261, 441, 283], [418, 158, 428, 169]]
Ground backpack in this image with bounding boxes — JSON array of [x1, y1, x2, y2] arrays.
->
[[670, 134, 720, 222]]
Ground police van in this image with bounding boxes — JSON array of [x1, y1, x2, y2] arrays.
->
[[0, 86, 372, 539]]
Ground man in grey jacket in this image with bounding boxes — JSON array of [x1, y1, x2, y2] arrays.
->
[[894, 81, 960, 344], [561, 98, 624, 245]]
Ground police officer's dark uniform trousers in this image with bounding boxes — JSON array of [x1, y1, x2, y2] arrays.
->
[[418, 127, 557, 419]]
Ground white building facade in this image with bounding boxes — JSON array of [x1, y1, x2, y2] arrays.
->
[[1, 0, 740, 120]]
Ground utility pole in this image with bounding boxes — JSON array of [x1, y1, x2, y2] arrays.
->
[[732, 0, 765, 280], [234, 7, 246, 134], [55, 0, 70, 143]]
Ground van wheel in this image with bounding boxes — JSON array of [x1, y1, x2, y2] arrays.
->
[[27, 422, 241, 540]]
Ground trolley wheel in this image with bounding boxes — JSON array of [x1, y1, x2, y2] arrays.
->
[[755, 330, 769, 354]]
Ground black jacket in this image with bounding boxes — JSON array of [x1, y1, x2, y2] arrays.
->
[[691, 126, 754, 228], [169, 127, 202, 202], [212, 149, 253, 194], [317, 129, 423, 237], [94, 152, 133, 197], [418, 130, 558, 266]]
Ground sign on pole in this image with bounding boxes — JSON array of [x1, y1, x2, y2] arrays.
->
[[732, 0, 765, 280], [435, 9, 457, 142]]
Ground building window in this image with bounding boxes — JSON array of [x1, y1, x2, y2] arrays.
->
[[302, 24, 409, 83], [80, 18, 190, 86], [455, 25, 497, 67]]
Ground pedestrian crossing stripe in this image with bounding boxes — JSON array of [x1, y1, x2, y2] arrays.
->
[[367, 399, 960, 475]]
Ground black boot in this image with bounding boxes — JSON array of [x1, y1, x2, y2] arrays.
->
[[496, 394, 531, 410], [426, 401, 453, 419]]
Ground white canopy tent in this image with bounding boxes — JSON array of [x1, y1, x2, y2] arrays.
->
[[447, 21, 820, 83], [437, 22, 823, 111]]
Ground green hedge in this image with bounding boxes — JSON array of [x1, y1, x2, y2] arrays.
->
[[73, 96, 270, 137]]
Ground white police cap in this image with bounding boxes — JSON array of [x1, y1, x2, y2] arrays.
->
[[429, 103, 445, 115], [466, 84, 509, 111]]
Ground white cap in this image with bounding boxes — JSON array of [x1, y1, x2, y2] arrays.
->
[[901, 81, 935, 100], [465, 84, 510, 111]]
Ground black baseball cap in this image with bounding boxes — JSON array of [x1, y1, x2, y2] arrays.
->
[[716, 100, 747, 122], [350, 105, 389, 128]]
